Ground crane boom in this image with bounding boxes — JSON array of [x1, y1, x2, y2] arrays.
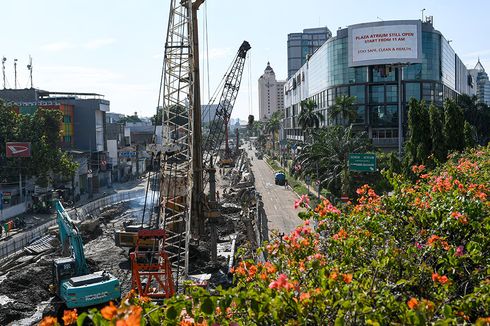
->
[[203, 41, 251, 168], [55, 200, 88, 276]]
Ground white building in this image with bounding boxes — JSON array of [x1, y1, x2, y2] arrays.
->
[[258, 62, 285, 120]]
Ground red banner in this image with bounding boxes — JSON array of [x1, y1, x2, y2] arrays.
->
[[6, 142, 31, 157]]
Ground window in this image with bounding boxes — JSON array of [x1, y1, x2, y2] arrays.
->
[[405, 83, 421, 101], [370, 85, 384, 104], [386, 85, 398, 103], [349, 85, 365, 104], [370, 105, 398, 127]]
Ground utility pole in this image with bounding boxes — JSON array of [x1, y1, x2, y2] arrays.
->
[[27, 55, 33, 88], [191, 0, 205, 237], [2, 57, 6, 89], [14, 59, 18, 89]]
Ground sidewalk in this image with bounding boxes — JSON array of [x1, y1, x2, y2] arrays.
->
[[263, 154, 322, 200]]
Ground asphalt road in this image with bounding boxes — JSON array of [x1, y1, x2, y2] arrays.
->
[[246, 147, 303, 237]]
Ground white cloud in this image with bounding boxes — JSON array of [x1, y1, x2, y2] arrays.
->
[[40, 42, 75, 52], [207, 47, 233, 60], [40, 38, 116, 52], [461, 49, 490, 58], [84, 38, 116, 49]]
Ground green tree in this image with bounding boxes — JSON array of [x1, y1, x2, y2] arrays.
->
[[329, 95, 357, 126], [247, 114, 255, 137], [404, 99, 431, 167], [294, 125, 372, 197], [428, 102, 446, 163], [458, 94, 490, 145], [265, 111, 283, 153], [0, 104, 77, 187], [151, 107, 163, 125], [118, 113, 142, 124], [443, 99, 465, 152], [298, 99, 323, 142], [463, 121, 476, 148]]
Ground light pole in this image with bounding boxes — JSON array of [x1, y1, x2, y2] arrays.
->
[[421, 8, 426, 21], [394, 63, 409, 159]]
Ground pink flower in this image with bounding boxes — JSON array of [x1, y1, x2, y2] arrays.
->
[[415, 242, 423, 250], [455, 245, 464, 257]]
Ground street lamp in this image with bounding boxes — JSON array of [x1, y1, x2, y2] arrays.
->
[[421, 8, 426, 21]]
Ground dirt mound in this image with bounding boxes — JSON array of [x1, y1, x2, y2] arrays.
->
[[0, 256, 53, 324]]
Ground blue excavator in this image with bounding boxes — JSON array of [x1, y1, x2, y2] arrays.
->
[[50, 200, 120, 310]]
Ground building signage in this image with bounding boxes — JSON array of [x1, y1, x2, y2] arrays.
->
[[6, 142, 31, 157], [348, 153, 377, 172], [348, 20, 422, 67], [119, 151, 136, 158]]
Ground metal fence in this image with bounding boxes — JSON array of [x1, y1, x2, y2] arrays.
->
[[0, 188, 146, 263]]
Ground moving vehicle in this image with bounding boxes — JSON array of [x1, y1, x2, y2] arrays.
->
[[274, 172, 286, 186], [51, 200, 120, 310]]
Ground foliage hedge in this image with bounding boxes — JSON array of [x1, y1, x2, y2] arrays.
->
[[41, 146, 490, 325]]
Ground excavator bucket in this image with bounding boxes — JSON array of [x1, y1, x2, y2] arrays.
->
[[130, 229, 175, 299]]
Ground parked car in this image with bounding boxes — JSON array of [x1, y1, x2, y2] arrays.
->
[[256, 152, 263, 160], [274, 172, 286, 186]]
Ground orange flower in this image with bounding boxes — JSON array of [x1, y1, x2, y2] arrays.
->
[[259, 272, 267, 280], [329, 272, 338, 280], [139, 296, 151, 303], [342, 273, 353, 284], [117, 306, 142, 326], [62, 309, 78, 325], [407, 297, 419, 309], [101, 301, 118, 320], [299, 292, 311, 302], [39, 316, 58, 326], [438, 275, 449, 284], [432, 272, 450, 285], [432, 273, 439, 282]]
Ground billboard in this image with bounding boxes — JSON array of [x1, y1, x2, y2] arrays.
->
[[348, 20, 422, 67], [6, 142, 31, 157]]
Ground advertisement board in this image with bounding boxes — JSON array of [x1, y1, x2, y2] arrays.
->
[[348, 20, 422, 67], [6, 142, 31, 157]]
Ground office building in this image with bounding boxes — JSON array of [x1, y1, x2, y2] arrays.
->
[[284, 19, 472, 151], [468, 59, 490, 105], [287, 27, 332, 78], [258, 62, 285, 121]]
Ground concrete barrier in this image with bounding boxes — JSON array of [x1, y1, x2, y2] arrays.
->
[[0, 203, 27, 222]]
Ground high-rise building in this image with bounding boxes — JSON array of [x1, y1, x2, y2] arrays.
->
[[284, 19, 473, 151], [468, 59, 490, 105], [287, 27, 332, 78], [258, 62, 285, 121]]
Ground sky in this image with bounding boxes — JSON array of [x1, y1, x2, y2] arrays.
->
[[1, 0, 489, 120]]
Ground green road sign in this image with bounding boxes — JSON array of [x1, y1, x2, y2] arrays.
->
[[349, 153, 376, 172]]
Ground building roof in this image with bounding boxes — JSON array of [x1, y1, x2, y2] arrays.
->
[[264, 62, 275, 74], [475, 58, 485, 72]]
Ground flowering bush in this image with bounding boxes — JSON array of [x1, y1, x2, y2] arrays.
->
[[40, 146, 490, 325]]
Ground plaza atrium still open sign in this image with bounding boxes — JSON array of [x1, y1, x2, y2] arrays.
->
[[348, 21, 422, 67]]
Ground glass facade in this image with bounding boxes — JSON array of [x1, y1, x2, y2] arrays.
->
[[284, 20, 470, 150]]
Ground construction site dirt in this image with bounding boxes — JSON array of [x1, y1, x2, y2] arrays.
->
[[0, 154, 258, 325]]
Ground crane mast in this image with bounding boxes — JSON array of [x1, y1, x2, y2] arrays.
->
[[203, 41, 251, 168], [159, 0, 195, 287]]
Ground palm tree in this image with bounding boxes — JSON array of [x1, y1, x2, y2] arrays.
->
[[294, 125, 372, 197], [298, 99, 324, 142], [265, 111, 283, 154], [329, 95, 358, 126]]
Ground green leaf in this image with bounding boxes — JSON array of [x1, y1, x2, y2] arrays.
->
[[443, 305, 453, 318], [201, 297, 215, 315], [335, 315, 345, 326], [166, 305, 179, 320], [77, 312, 88, 326]]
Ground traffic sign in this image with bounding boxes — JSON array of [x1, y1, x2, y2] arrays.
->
[[348, 153, 376, 172]]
